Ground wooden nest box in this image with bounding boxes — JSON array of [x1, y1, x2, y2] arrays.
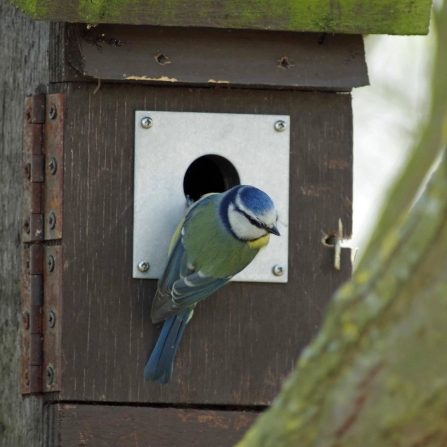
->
[[3, 0, 432, 445]]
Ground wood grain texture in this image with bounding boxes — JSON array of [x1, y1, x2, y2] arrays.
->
[[58, 83, 353, 405], [0, 0, 49, 444], [56, 24, 368, 91], [57, 404, 258, 446], [8, 0, 432, 35]]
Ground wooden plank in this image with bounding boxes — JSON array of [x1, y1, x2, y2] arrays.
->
[[56, 24, 368, 91], [58, 83, 353, 405], [8, 0, 432, 35], [0, 0, 50, 444], [57, 404, 258, 446]]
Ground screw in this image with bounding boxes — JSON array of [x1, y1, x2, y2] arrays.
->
[[23, 218, 30, 234], [48, 158, 57, 175], [48, 212, 56, 230], [47, 255, 55, 272], [274, 120, 287, 132], [22, 311, 30, 329], [46, 366, 54, 385], [48, 104, 57, 120], [141, 117, 153, 129], [272, 264, 285, 276], [48, 310, 56, 328], [138, 261, 150, 272]]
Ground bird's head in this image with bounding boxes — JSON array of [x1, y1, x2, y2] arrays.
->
[[225, 185, 280, 241]]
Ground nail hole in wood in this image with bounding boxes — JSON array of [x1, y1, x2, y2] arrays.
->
[[155, 54, 171, 65], [322, 233, 338, 248], [277, 56, 293, 69]]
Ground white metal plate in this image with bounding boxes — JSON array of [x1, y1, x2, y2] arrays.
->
[[133, 111, 290, 283]]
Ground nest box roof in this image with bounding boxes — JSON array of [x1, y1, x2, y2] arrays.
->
[[9, 0, 432, 35]]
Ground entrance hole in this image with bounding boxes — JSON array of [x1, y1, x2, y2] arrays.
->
[[183, 155, 240, 203]]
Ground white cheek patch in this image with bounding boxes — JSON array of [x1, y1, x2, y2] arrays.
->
[[228, 204, 267, 240]]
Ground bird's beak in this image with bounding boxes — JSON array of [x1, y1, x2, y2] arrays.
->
[[268, 225, 281, 236]]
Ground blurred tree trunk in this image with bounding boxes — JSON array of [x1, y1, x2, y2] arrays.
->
[[235, 3, 447, 447]]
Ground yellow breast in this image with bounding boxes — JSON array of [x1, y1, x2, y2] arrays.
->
[[248, 234, 270, 250]]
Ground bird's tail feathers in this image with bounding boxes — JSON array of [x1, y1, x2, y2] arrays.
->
[[144, 308, 193, 384]]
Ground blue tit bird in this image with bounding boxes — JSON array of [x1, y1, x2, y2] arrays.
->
[[144, 185, 280, 384]]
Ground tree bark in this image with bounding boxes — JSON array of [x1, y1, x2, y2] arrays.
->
[[235, 3, 447, 447]]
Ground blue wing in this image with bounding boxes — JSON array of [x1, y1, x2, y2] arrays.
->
[[150, 195, 230, 324]]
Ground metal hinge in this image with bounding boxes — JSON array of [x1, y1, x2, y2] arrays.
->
[[21, 93, 64, 394]]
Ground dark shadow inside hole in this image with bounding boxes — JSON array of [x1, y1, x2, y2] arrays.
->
[[183, 155, 240, 203]]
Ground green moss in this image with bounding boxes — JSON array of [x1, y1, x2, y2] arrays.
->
[[6, 0, 432, 35], [8, 0, 49, 19], [78, 0, 137, 22]]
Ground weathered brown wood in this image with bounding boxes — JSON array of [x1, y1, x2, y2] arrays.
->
[[57, 404, 258, 446], [0, 0, 49, 444], [56, 83, 352, 405], [54, 24, 368, 91]]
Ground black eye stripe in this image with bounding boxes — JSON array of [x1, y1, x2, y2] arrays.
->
[[248, 216, 262, 227], [236, 207, 265, 229]]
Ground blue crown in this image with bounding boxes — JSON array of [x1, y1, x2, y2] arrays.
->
[[237, 186, 275, 215]]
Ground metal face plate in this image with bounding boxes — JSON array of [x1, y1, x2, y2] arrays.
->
[[133, 111, 290, 283]]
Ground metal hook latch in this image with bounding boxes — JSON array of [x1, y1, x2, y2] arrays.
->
[[322, 219, 351, 270]]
